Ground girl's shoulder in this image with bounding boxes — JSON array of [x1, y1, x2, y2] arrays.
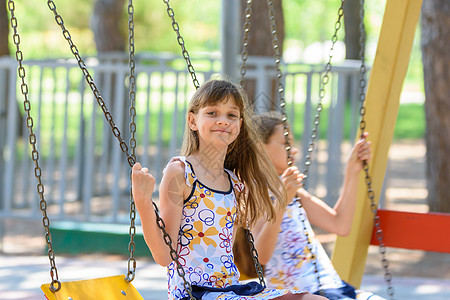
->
[[161, 157, 194, 199], [224, 169, 245, 193], [224, 168, 238, 182], [163, 157, 186, 176], [163, 156, 196, 188]]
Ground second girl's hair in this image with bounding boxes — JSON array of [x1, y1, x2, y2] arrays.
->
[[252, 111, 284, 144], [181, 79, 287, 226]]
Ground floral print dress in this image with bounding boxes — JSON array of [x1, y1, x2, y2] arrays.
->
[[264, 198, 385, 300], [264, 198, 343, 292], [167, 156, 307, 300]]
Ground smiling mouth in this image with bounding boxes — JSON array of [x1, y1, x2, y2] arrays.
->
[[212, 130, 230, 133]]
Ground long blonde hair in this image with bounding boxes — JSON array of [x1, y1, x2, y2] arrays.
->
[[181, 79, 287, 226]]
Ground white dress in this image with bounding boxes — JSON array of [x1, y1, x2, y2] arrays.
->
[[264, 198, 385, 300]]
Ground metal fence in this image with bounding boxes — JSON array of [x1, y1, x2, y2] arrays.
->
[[0, 53, 363, 224]]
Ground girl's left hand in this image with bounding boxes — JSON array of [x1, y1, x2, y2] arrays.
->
[[348, 132, 372, 173], [281, 166, 304, 202]]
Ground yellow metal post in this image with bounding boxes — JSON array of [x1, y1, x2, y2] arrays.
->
[[331, 0, 423, 288]]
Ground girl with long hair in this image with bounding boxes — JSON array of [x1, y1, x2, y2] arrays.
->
[[132, 79, 327, 300]]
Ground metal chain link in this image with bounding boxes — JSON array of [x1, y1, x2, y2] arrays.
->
[[296, 196, 323, 289], [159, 2, 203, 298], [238, 0, 271, 287], [239, 0, 252, 88], [266, 0, 324, 294], [7, 0, 61, 292], [126, 0, 137, 283], [244, 228, 266, 287], [162, 0, 200, 90], [302, 0, 345, 179], [266, 0, 293, 166], [152, 202, 196, 299], [357, 1, 395, 298], [46, 0, 136, 168]]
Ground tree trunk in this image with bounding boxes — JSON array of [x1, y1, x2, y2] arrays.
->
[[91, 0, 126, 53], [0, 0, 9, 210], [239, 0, 284, 109], [244, 0, 284, 57], [0, 0, 9, 56], [91, 0, 129, 180], [421, 0, 450, 212], [343, 0, 362, 60]]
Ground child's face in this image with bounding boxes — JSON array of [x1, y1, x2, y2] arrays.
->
[[188, 96, 243, 149], [263, 124, 299, 175]]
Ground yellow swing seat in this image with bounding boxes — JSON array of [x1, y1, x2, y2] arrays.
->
[[41, 275, 144, 300]]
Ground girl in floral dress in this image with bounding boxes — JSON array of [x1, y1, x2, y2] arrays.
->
[[248, 112, 383, 300], [131, 79, 327, 300]]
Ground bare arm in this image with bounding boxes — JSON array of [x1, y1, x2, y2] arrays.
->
[[253, 167, 303, 265], [253, 205, 286, 265], [301, 133, 372, 236], [132, 161, 186, 266]]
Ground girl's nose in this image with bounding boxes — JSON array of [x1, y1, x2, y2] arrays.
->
[[216, 116, 229, 125]]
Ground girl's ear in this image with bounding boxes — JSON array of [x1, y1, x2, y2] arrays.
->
[[239, 117, 243, 128], [188, 112, 198, 131]]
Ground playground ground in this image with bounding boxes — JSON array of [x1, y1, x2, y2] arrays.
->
[[1, 140, 450, 299]]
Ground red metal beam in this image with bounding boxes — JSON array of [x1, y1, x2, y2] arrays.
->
[[370, 209, 450, 253]]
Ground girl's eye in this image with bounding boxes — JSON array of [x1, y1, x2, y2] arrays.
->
[[228, 114, 238, 118], [206, 111, 216, 116]]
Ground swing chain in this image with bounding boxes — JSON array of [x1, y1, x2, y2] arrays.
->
[[46, 0, 136, 168], [238, 1, 271, 286], [239, 0, 252, 88], [266, 0, 293, 167], [7, 0, 61, 292], [267, 0, 323, 294], [268, 0, 345, 294], [244, 227, 266, 288], [296, 197, 323, 293], [126, 0, 138, 283], [163, 0, 200, 90], [302, 0, 345, 179], [365, 167, 395, 299], [357, 1, 395, 298], [152, 202, 196, 300]]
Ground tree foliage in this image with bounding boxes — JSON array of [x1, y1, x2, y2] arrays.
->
[[2, 0, 221, 58], [2, 0, 387, 59]]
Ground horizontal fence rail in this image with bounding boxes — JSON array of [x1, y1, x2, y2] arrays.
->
[[0, 53, 363, 225]]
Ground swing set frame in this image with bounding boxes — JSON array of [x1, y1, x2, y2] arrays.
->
[[330, 0, 450, 294]]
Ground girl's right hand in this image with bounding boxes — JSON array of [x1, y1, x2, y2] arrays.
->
[[132, 162, 156, 205], [281, 166, 304, 201]]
